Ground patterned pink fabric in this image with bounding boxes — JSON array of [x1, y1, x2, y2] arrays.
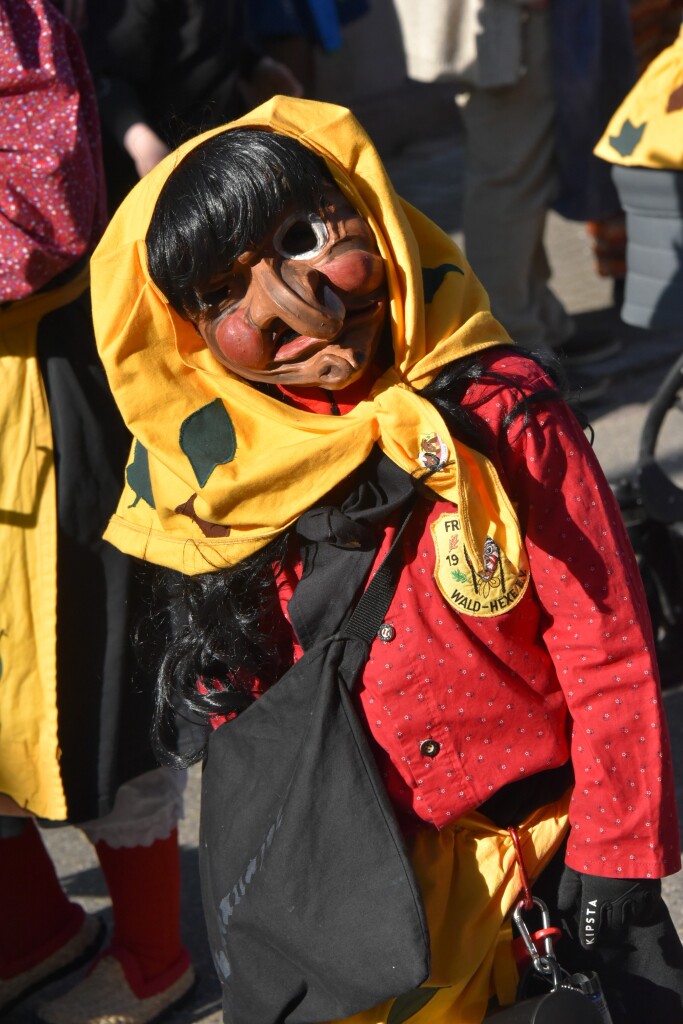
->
[[0, 0, 106, 301]]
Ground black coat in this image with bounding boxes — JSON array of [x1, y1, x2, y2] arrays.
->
[[37, 288, 159, 822]]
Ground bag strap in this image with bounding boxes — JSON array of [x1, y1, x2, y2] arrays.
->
[[344, 490, 419, 644]]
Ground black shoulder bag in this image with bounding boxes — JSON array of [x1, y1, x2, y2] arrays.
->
[[198, 492, 430, 1024]]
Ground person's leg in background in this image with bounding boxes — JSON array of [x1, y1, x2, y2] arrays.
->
[[458, 8, 570, 354], [35, 767, 193, 1024], [0, 768, 191, 1023], [0, 817, 104, 1014], [459, 6, 614, 402]]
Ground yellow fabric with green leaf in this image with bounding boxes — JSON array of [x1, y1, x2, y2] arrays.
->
[[595, 27, 683, 169], [91, 97, 525, 582]]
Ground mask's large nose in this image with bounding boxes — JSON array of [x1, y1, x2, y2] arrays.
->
[[247, 260, 345, 338]]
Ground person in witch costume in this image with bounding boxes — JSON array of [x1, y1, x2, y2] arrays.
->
[[90, 97, 683, 1023], [0, 5, 194, 1023]]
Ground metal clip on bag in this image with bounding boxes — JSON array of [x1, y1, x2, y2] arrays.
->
[[485, 899, 609, 1023], [198, 494, 430, 1024]]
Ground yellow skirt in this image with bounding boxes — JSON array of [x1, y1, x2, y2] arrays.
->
[[331, 793, 570, 1024]]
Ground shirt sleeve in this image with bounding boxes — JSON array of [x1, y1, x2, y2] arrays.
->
[[0, 0, 106, 300], [464, 351, 681, 878]]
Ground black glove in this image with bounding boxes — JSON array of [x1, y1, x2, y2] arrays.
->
[[557, 866, 662, 948]]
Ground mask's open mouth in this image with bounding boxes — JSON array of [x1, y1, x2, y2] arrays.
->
[[273, 330, 331, 363], [271, 295, 385, 363], [276, 327, 300, 347]]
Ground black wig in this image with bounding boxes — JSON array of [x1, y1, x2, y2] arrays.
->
[[146, 128, 332, 320]]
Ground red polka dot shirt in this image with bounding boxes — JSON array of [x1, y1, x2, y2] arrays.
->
[[217, 351, 681, 880]]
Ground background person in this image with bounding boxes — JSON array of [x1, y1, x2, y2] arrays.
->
[[0, 6, 192, 1022]]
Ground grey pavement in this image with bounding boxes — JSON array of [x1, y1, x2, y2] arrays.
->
[[8, 120, 683, 1024]]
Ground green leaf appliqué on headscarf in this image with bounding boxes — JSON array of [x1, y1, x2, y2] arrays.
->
[[180, 399, 236, 488], [422, 264, 464, 303], [126, 441, 155, 508]]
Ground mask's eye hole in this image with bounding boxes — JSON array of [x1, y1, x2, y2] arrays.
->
[[196, 271, 246, 313], [201, 285, 231, 307], [274, 213, 329, 260]]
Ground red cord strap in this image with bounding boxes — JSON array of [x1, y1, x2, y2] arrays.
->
[[508, 826, 533, 911]]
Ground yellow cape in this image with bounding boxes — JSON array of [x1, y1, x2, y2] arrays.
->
[[595, 27, 683, 169], [0, 267, 90, 818], [91, 97, 525, 580]]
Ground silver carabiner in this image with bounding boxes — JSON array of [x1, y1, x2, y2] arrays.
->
[[512, 896, 563, 989]]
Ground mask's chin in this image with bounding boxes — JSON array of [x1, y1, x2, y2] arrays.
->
[[238, 346, 371, 390]]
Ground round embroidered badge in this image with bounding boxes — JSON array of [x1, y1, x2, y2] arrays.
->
[[430, 512, 529, 618]]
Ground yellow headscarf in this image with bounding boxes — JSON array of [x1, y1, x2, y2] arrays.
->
[[91, 97, 525, 581], [595, 26, 683, 169]]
